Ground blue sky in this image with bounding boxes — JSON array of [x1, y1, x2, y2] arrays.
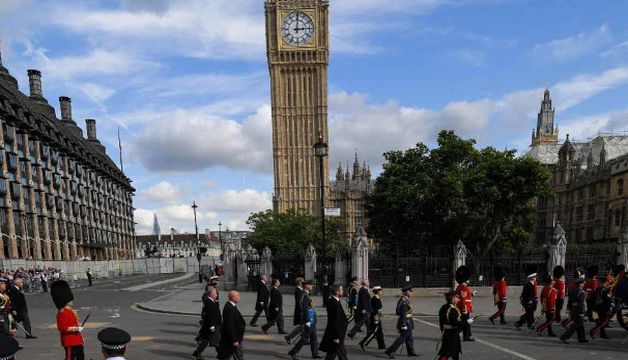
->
[[2, 0, 628, 234]]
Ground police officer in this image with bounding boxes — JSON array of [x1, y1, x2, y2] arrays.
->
[[347, 279, 371, 339], [97, 327, 131, 360], [359, 286, 385, 351], [0, 334, 21, 360], [560, 277, 588, 344], [437, 290, 464, 360], [385, 286, 418, 359]]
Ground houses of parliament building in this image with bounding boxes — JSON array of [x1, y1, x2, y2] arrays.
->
[[526, 89, 628, 244], [0, 54, 135, 261]]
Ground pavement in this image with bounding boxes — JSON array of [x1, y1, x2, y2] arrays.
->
[[13, 274, 628, 360], [137, 282, 530, 318]]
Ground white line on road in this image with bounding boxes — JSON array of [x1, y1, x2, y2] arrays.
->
[[415, 318, 537, 360]]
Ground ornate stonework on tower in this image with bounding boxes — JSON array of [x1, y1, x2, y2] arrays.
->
[[531, 88, 559, 146], [265, 0, 330, 215]]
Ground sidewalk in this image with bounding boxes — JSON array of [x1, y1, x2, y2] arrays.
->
[[136, 282, 527, 318]]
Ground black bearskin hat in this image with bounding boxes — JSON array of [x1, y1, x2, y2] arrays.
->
[[542, 272, 553, 284], [455, 266, 471, 284], [586, 265, 599, 278], [553, 265, 565, 279], [51, 280, 74, 310]]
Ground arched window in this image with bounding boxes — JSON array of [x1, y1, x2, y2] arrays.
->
[[618, 178, 625, 196]]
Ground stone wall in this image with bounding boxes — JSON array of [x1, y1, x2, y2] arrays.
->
[[0, 256, 221, 280]]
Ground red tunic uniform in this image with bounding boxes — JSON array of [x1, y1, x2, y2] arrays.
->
[[57, 308, 84, 347], [584, 278, 598, 300], [456, 283, 473, 314], [541, 285, 557, 313], [493, 279, 507, 303], [533, 278, 539, 302], [553, 279, 565, 300]]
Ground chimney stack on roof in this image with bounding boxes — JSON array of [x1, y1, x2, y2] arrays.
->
[[59, 96, 72, 121], [27, 69, 45, 101], [86, 119, 98, 141]]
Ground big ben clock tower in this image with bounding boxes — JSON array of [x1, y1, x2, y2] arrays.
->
[[265, 0, 330, 214]]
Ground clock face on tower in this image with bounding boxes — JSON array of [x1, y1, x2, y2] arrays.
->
[[282, 11, 315, 46]]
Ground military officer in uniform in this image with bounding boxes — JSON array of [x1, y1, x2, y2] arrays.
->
[[437, 290, 464, 360], [250, 275, 269, 327], [346, 277, 359, 324], [455, 266, 474, 341], [262, 278, 286, 334], [0, 334, 21, 360], [560, 277, 588, 344], [288, 280, 321, 360], [536, 273, 557, 337], [347, 279, 371, 339], [97, 327, 131, 360], [515, 269, 537, 330], [359, 286, 386, 351], [385, 286, 418, 359], [489, 267, 507, 325]]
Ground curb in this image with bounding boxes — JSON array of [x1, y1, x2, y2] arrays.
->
[[122, 272, 195, 292]]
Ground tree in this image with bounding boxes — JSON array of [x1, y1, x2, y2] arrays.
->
[[367, 130, 552, 256], [247, 209, 344, 261]]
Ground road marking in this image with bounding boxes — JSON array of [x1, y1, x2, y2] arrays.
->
[[132, 336, 155, 342], [46, 321, 111, 329], [123, 273, 195, 291], [244, 334, 270, 341], [415, 318, 537, 360]]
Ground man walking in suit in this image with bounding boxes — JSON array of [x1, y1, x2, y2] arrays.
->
[[262, 278, 286, 334], [347, 279, 371, 339], [218, 290, 245, 360], [285, 277, 305, 344], [320, 285, 349, 360], [194, 286, 222, 360], [250, 275, 269, 327], [8, 278, 36, 338], [288, 280, 321, 360]]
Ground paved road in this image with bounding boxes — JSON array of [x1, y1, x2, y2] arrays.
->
[[14, 275, 628, 359]]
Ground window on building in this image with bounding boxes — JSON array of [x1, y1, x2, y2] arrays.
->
[[616, 212, 622, 227], [576, 206, 583, 222], [619, 178, 625, 196], [587, 204, 595, 220], [13, 210, 22, 237]]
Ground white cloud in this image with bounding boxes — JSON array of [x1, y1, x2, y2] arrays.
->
[[79, 83, 116, 105], [534, 24, 612, 61], [140, 181, 187, 205], [129, 105, 272, 174], [134, 188, 272, 234]]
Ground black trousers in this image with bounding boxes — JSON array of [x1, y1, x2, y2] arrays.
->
[[289, 324, 318, 356], [386, 328, 415, 355], [262, 310, 284, 333], [64, 345, 85, 360], [585, 299, 595, 320], [555, 299, 564, 323], [286, 324, 303, 340], [347, 312, 369, 338], [561, 313, 586, 342], [516, 306, 536, 328], [250, 307, 267, 326], [324, 341, 348, 360], [16, 311, 33, 336], [460, 312, 473, 339], [359, 321, 385, 349], [42, 281, 48, 293], [489, 302, 507, 324], [537, 312, 555, 336]]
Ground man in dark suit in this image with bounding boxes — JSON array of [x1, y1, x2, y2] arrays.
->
[[218, 290, 245, 360], [262, 278, 285, 334], [347, 279, 371, 339], [193, 286, 222, 360], [8, 278, 36, 338], [320, 285, 348, 360], [86, 269, 93, 287], [249, 275, 269, 327], [288, 280, 320, 359], [285, 277, 305, 344]]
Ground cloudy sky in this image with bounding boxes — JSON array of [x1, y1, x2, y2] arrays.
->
[[2, 0, 628, 234]]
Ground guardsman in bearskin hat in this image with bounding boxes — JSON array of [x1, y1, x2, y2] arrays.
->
[[0, 334, 21, 360], [359, 286, 386, 351], [590, 276, 612, 339], [51, 280, 85, 360], [560, 277, 588, 344], [97, 327, 131, 360], [536, 273, 557, 337], [515, 267, 537, 330], [552, 266, 566, 324], [489, 267, 507, 325], [437, 290, 464, 360], [384, 286, 418, 359], [454, 266, 474, 341], [584, 266, 599, 321]]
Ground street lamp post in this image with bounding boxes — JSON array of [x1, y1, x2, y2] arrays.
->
[[218, 221, 223, 259], [314, 136, 329, 305], [192, 201, 202, 283]]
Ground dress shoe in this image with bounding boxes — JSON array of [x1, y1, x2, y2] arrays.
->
[[288, 351, 298, 360], [249, 323, 258, 327], [360, 343, 366, 352], [384, 350, 395, 359], [578, 339, 589, 343], [463, 337, 475, 342], [279, 331, 288, 334], [489, 318, 495, 325], [548, 333, 557, 337], [600, 335, 610, 339], [514, 323, 521, 331], [262, 327, 268, 335], [285, 335, 291, 345], [407, 353, 420, 357], [560, 337, 568, 344], [312, 355, 322, 359], [26, 335, 37, 339]]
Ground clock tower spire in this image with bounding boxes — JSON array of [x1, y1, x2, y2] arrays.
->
[[265, 0, 330, 214], [531, 88, 559, 146]]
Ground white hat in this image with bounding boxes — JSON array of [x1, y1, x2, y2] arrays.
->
[[526, 273, 537, 279], [372, 286, 382, 291]]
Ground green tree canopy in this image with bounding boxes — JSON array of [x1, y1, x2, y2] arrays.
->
[[367, 130, 552, 256], [247, 209, 344, 261]]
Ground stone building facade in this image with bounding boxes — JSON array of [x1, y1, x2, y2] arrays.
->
[[525, 89, 628, 244], [0, 56, 135, 261]]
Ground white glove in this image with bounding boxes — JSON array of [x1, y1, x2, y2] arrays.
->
[[467, 319, 474, 325], [275, 308, 279, 311], [353, 306, 357, 310], [401, 326, 408, 331], [361, 310, 366, 314], [78, 326, 84, 333], [210, 326, 215, 332], [472, 290, 479, 296], [305, 322, 311, 328], [259, 302, 264, 305], [374, 321, 379, 325]]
